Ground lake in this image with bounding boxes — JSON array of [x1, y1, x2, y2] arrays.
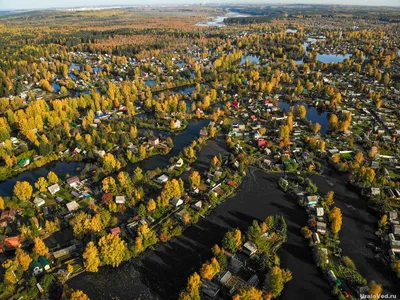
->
[[240, 55, 260, 65], [196, 12, 250, 27], [279, 100, 329, 134]]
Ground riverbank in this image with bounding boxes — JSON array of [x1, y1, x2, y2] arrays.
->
[[68, 168, 332, 300]]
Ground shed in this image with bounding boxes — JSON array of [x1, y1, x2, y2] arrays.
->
[[115, 196, 126, 204], [48, 184, 60, 195], [242, 241, 257, 256], [33, 197, 45, 207], [66, 201, 80, 212], [38, 256, 51, 270], [170, 197, 183, 207]]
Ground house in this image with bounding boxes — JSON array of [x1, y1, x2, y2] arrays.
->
[[312, 232, 321, 244], [4, 236, 21, 249], [38, 256, 50, 271], [242, 241, 257, 256], [258, 139, 267, 148], [172, 119, 182, 128], [231, 101, 240, 108], [392, 224, 400, 236], [115, 196, 126, 204], [30, 260, 43, 276], [306, 195, 319, 207], [148, 136, 159, 146], [389, 211, 398, 223], [230, 254, 244, 272], [154, 174, 168, 184], [66, 201, 80, 212], [0, 209, 16, 227], [52, 244, 77, 260], [175, 158, 184, 168], [370, 187, 380, 196], [200, 129, 208, 137], [48, 184, 60, 195], [66, 176, 80, 188], [191, 201, 202, 211], [18, 157, 30, 167], [220, 271, 232, 285], [317, 222, 327, 235], [175, 208, 188, 221], [33, 197, 45, 207], [316, 207, 325, 217], [201, 280, 220, 299], [110, 227, 121, 235], [170, 197, 184, 207]]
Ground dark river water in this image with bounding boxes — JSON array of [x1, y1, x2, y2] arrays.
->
[[68, 133, 334, 300], [124, 119, 209, 173], [68, 161, 399, 299], [0, 161, 85, 198], [312, 168, 400, 296]]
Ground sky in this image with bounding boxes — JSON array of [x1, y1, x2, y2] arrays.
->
[[1, 0, 399, 10]]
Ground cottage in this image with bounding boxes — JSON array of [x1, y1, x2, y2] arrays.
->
[[154, 174, 168, 184], [220, 271, 232, 285], [191, 201, 202, 211], [170, 197, 184, 207], [0, 209, 16, 227], [175, 158, 184, 168], [316, 222, 327, 235], [67, 176, 80, 188], [148, 136, 159, 146], [38, 256, 50, 270], [199, 129, 208, 137], [33, 197, 45, 207], [4, 236, 21, 249], [115, 196, 126, 204], [242, 241, 257, 256], [30, 260, 43, 276], [110, 227, 121, 235], [52, 245, 77, 260], [306, 195, 319, 207], [66, 201, 80, 212], [312, 232, 321, 244], [48, 184, 60, 195], [316, 207, 325, 217], [201, 280, 220, 299]]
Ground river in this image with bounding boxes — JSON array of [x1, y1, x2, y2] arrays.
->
[[312, 168, 400, 296], [68, 164, 333, 299], [0, 161, 85, 198]]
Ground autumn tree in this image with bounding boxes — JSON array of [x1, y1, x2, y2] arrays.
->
[[264, 266, 292, 298], [98, 234, 129, 267], [222, 229, 242, 253], [33, 237, 49, 256], [369, 281, 382, 298], [47, 171, 59, 184], [301, 226, 312, 239], [391, 260, 400, 279], [295, 105, 307, 119], [232, 287, 263, 300], [147, 199, 156, 213], [70, 290, 90, 300], [179, 272, 202, 300], [83, 242, 101, 272], [16, 249, 32, 271], [329, 207, 343, 234], [13, 181, 33, 201], [189, 171, 201, 188], [324, 191, 334, 207], [35, 177, 48, 192], [0, 196, 4, 210]]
